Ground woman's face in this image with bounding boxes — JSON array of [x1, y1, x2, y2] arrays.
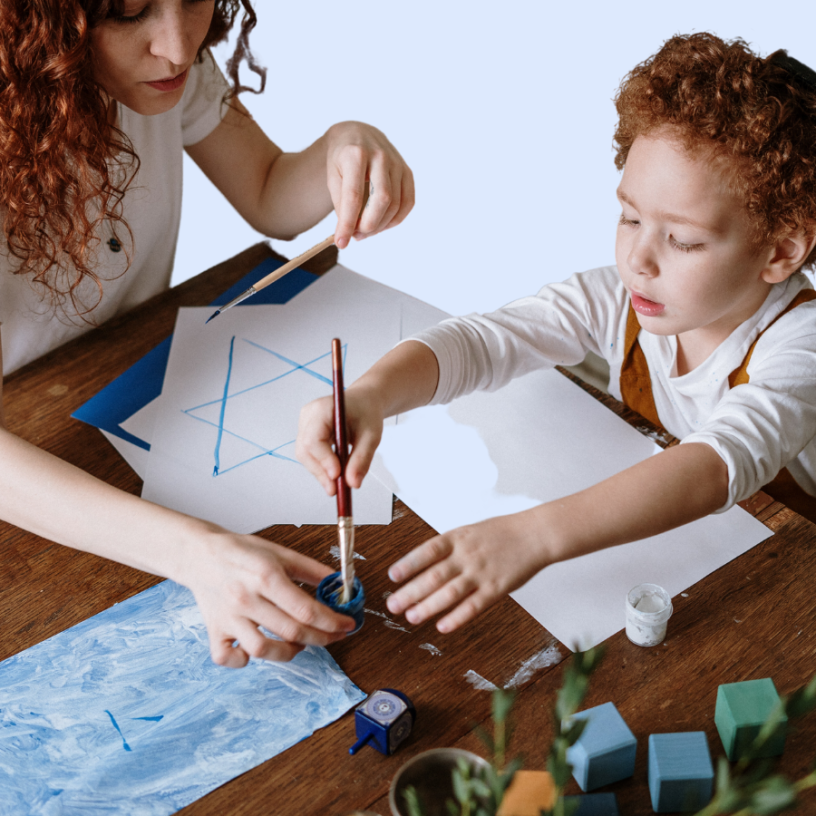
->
[[90, 0, 216, 116]]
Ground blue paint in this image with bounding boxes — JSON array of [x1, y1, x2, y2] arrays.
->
[[212, 336, 236, 476], [184, 345, 335, 415], [185, 341, 347, 478], [105, 710, 132, 752], [242, 340, 334, 387], [0, 580, 364, 815]]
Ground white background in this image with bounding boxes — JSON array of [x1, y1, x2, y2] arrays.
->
[[173, 1, 815, 316]]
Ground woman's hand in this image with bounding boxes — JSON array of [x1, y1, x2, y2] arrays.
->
[[182, 522, 357, 667], [296, 385, 386, 495], [385, 510, 551, 634], [325, 122, 415, 249]]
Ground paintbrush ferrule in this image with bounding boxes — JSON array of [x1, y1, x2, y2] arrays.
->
[[218, 285, 258, 314], [338, 516, 355, 603]]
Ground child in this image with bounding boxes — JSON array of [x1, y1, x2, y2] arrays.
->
[[0, 0, 414, 666], [297, 33, 816, 635]]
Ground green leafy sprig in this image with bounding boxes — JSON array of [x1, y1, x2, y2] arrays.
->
[[693, 673, 816, 815], [541, 646, 605, 816]]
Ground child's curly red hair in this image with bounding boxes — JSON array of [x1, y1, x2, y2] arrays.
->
[[614, 32, 816, 270], [0, 0, 263, 313]]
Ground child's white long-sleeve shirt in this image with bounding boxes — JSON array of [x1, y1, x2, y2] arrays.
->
[[411, 266, 816, 511]]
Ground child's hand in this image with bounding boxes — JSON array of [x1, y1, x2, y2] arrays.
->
[[296, 387, 385, 495], [385, 511, 550, 633], [182, 525, 356, 667]]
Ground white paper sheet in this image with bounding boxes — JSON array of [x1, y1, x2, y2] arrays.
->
[[370, 368, 773, 650], [101, 431, 150, 480], [142, 270, 403, 532]]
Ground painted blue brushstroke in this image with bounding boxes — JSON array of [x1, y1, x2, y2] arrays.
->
[[0, 581, 365, 815], [105, 710, 132, 752], [183, 413, 299, 467], [183, 346, 335, 415], [212, 336, 236, 476], [241, 341, 333, 387], [182, 343, 347, 478]]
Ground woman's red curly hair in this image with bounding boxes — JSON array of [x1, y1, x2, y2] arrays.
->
[[614, 32, 816, 269], [0, 0, 264, 313]]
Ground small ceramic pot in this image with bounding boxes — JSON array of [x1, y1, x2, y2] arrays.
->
[[389, 748, 490, 816]]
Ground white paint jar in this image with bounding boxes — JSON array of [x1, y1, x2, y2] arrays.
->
[[625, 583, 673, 646]]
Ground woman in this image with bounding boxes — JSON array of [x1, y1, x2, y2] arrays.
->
[[0, 0, 414, 666]]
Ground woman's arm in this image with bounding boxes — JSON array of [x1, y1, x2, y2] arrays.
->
[[0, 339, 355, 666], [185, 100, 414, 249]]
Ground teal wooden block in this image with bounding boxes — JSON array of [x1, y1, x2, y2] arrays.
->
[[564, 702, 636, 791], [648, 732, 714, 813], [563, 792, 620, 815], [715, 678, 787, 761]]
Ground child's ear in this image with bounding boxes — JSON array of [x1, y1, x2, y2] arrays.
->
[[761, 231, 816, 283]]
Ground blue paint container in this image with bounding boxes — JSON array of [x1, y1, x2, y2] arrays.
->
[[316, 572, 365, 633]]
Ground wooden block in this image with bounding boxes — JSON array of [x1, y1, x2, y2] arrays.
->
[[648, 732, 714, 813], [564, 702, 636, 791], [715, 678, 787, 761], [497, 770, 555, 816], [562, 792, 620, 815]]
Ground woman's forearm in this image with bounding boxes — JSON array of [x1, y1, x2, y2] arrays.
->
[[0, 426, 199, 580]]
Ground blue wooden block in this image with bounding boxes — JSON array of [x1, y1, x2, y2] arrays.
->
[[565, 702, 637, 791], [563, 792, 620, 815], [648, 732, 714, 813], [715, 678, 787, 761]]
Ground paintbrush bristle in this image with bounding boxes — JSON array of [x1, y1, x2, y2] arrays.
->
[[205, 310, 220, 324]]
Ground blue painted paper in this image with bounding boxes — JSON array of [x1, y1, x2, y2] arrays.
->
[[71, 259, 319, 450], [0, 581, 365, 815]]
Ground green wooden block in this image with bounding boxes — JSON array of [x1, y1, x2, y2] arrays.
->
[[715, 678, 787, 761]]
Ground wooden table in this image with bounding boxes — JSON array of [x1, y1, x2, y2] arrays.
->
[[2, 243, 815, 815]]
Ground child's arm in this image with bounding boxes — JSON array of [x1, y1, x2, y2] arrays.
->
[[186, 100, 414, 250], [385, 441, 728, 632], [297, 337, 730, 633], [297, 337, 729, 633], [0, 357, 355, 665], [297, 340, 440, 493]]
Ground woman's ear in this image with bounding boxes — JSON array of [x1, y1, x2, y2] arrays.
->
[[761, 231, 816, 283]]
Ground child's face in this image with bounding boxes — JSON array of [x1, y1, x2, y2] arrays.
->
[[90, 0, 215, 116], [615, 131, 775, 349]]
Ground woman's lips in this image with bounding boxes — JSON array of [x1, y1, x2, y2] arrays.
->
[[631, 291, 665, 316], [145, 68, 188, 92]]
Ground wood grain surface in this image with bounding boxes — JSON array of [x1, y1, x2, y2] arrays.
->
[[1, 243, 814, 815]]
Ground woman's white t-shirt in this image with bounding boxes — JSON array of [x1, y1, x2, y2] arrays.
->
[[0, 51, 229, 375]]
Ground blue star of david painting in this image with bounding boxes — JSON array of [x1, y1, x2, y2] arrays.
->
[[179, 336, 347, 477]]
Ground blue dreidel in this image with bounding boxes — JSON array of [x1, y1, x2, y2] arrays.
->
[[349, 689, 416, 756], [564, 702, 637, 791], [648, 732, 714, 813], [316, 572, 365, 633]]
